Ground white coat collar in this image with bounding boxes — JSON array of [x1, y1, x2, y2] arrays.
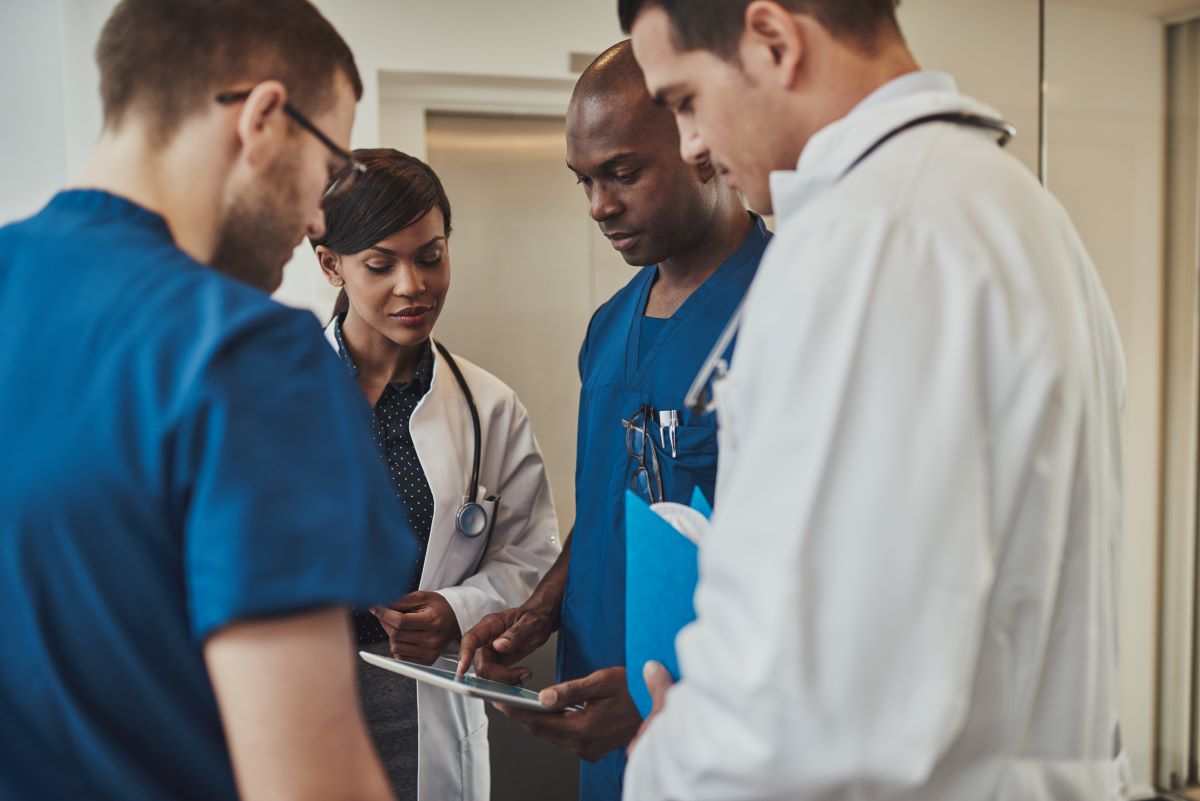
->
[[768, 70, 1002, 223]]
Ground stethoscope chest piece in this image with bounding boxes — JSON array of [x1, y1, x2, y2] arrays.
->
[[456, 499, 490, 539]]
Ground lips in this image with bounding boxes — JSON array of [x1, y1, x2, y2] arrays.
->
[[604, 231, 640, 253], [389, 305, 432, 327]]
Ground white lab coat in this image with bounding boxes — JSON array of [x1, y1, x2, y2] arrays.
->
[[324, 324, 561, 801], [623, 72, 1129, 801]]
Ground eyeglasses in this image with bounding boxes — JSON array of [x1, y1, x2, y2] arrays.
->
[[215, 89, 367, 204], [622, 405, 664, 504]]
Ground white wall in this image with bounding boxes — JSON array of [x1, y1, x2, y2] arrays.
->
[[0, 0, 1174, 794], [0, 2, 69, 223], [0, 0, 114, 223]]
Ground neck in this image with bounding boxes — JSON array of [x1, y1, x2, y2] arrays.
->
[[341, 311, 426, 386], [798, 36, 921, 148], [657, 194, 753, 293], [71, 122, 227, 264]]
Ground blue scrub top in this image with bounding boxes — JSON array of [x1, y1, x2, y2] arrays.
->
[[560, 214, 771, 801], [0, 191, 419, 800]]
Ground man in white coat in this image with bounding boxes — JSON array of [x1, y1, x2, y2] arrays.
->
[[619, 1, 1129, 800]]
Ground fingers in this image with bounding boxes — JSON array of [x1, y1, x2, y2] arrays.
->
[[387, 635, 441, 665], [455, 648, 473, 679], [643, 661, 673, 716], [492, 700, 599, 760], [458, 612, 510, 678], [627, 661, 673, 756], [392, 591, 430, 611], [370, 606, 405, 631], [474, 657, 533, 685], [371, 605, 433, 631], [539, 667, 622, 710], [494, 611, 548, 654]]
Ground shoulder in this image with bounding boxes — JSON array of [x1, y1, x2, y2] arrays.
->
[[825, 118, 1040, 240], [154, 270, 326, 367], [772, 127, 1044, 296]]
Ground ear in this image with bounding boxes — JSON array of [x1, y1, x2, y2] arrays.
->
[[740, 0, 804, 90], [315, 245, 344, 286], [234, 80, 289, 168]]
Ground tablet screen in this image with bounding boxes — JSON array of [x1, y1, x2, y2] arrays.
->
[[358, 651, 555, 711], [398, 660, 543, 704]]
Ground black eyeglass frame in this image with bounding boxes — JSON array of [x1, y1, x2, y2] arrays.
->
[[215, 89, 366, 202], [622, 404, 664, 505]]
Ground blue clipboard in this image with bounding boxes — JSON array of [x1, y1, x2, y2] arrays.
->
[[624, 487, 711, 717]]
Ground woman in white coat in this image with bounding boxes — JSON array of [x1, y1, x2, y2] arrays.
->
[[310, 149, 560, 801]]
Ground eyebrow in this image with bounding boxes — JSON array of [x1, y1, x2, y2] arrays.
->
[[650, 84, 682, 108], [368, 236, 445, 258], [565, 153, 642, 175]]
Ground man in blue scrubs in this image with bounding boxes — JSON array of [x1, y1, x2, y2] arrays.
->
[[458, 41, 771, 801], [0, 3, 413, 800]]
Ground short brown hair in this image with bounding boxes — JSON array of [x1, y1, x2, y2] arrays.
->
[[97, 0, 363, 145], [618, 0, 902, 58]]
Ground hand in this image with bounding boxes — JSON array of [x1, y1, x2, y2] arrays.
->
[[371, 591, 461, 666], [627, 661, 673, 755], [492, 666, 642, 762], [456, 604, 556, 683]]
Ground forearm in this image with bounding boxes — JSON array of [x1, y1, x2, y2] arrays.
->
[[205, 607, 395, 801], [524, 529, 570, 622]]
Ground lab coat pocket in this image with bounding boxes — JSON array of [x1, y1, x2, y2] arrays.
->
[[650, 423, 719, 506]]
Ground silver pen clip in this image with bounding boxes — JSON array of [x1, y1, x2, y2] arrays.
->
[[658, 409, 679, 458]]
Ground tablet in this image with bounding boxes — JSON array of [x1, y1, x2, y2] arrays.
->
[[358, 651, 551, 712]]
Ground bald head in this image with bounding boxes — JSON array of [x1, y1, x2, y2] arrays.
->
[[569, 40, 676, 142], [574, 41, 647, 102]]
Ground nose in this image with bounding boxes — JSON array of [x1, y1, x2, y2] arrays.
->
[[678, 118, 709, 168], [392, 265, 426, 298], [588, 183, 622, 223]]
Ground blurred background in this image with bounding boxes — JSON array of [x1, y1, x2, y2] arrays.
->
[[1, 1, 1198, 798]]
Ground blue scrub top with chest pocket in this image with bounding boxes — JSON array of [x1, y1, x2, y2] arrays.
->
[[559, 214, 771, 801]]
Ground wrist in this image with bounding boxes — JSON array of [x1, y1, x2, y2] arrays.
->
[[523, 586, 562, 629]]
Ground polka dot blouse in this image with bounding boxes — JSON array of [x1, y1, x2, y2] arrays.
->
[[334, 317, 436, 646]]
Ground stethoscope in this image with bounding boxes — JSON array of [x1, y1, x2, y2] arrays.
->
[[684, 111, 1017, 417], [431, 340, 500, 541]]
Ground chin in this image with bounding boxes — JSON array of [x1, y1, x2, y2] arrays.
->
[[384, 320, 434, 346], [621, 244, 666, 269]]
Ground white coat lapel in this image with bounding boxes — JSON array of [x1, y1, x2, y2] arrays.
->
[[410, 347, 475, 590]]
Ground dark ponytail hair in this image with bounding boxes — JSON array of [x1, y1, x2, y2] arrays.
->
[[309, 148, 453, 322]]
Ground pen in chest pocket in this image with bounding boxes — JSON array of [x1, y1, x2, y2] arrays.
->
[[658, 409, 679, 459]]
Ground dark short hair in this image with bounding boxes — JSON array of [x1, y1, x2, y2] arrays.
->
[[97, 0, 363, 145], [310, 149, 452, 321], [618, 0, 901, 57]]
